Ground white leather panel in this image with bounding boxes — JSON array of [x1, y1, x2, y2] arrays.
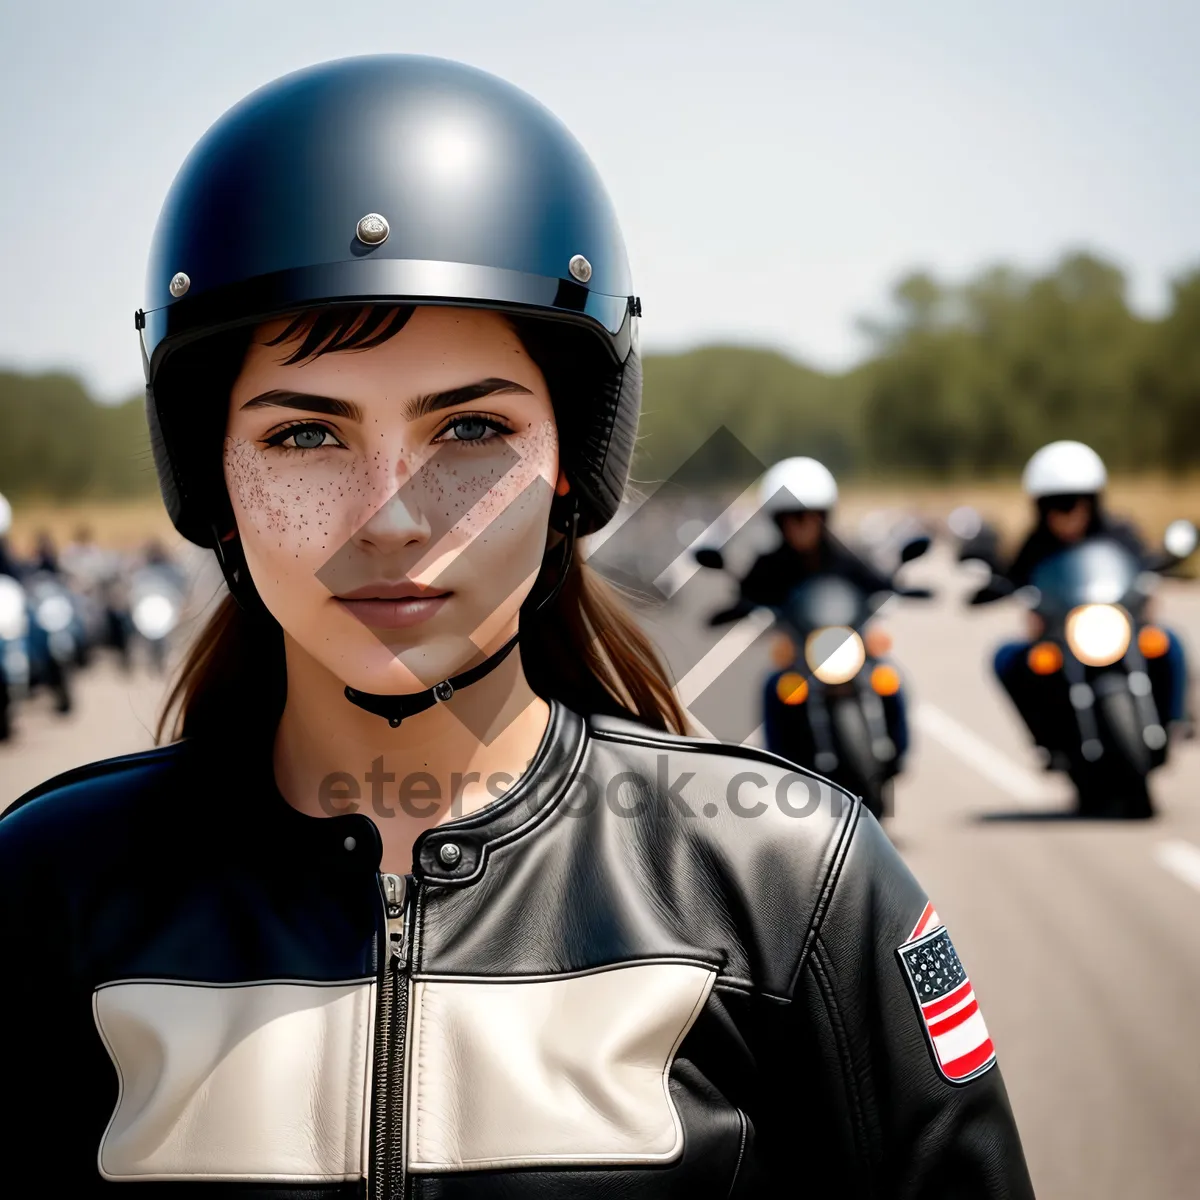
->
[[93, 979, 376, 1182], [407, 961, 716, 1171]]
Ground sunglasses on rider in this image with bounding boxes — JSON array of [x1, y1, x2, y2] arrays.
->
[[1040, 494, 1091, 514]]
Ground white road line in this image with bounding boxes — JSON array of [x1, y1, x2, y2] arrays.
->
[[1154, 840, 1200, 894], [915, 703, 1060, 806]]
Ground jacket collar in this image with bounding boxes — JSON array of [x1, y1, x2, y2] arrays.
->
[[411, 698, 588, 886], [224, 698, 588, 888]]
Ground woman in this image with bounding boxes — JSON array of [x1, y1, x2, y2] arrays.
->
[[0, 56, 1033, 1197]]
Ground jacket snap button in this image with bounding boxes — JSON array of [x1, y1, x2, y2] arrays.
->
[[438, 842, 462, 867], [343, 836, 357, 852]]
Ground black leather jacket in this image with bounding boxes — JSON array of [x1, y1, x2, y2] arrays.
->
[[1003, 513, 1147, 589], [710, 537, 896, 626], [0, 701, 1033, 1197]]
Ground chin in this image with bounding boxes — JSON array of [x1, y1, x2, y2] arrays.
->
[[332, 633, 485, 696]]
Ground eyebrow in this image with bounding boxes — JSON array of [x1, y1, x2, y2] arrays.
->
[[239, 378, 534, 423], [405, 378, 533, 420], [239, 390, 362, 421]]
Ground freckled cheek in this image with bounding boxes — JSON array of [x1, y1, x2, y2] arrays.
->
[[520, 421, 560, 481], [428, 428, 559, 539], [221, 441, 372, 553]]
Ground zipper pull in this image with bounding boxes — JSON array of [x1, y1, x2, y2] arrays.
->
[[381, 872, 410, 966]]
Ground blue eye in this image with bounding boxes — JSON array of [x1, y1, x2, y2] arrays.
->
[[450, 418, 491, 441], [437, 415, 512, 444], [290, 428, 329, 449], [265, 423, 342, 450]]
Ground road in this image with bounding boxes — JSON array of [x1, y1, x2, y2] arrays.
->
[[642, 543, 1200, 1200], [2, 546, 1199, 1198]]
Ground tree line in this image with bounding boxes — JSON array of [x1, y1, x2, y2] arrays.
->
[[0, 372, 158, 501], [2, 249, 1198, 502], [637, 250, 1200, 486]]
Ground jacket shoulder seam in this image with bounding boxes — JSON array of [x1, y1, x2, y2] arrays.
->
[[789, 796, 861, 992], [588, 723, 858, 793], [1, 742, 184, 822], [808, 938, 874, 1185], [591, 719, 862, 991]]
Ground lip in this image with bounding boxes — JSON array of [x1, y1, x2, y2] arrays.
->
[[334, 580, 453, 630], [336, 594, 451, 630], [336, 580, 450, 601]]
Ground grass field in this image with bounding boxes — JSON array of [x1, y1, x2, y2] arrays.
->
[[8, 477, 1200, 558]]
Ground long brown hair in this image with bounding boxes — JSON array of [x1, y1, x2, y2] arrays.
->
[[154, 305, 688, 743]]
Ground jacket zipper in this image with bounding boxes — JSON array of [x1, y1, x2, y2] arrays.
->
[[371, 871, 414, 1200]]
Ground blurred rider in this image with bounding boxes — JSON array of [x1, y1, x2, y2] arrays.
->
[[719, 458, 894, 611], [139, 536, 186, 585], [30, 530, 62, 577], [990, 440, 1191, 749], [0, 493, 20, 579], [713, 457, 909, 758], [61, 525, 107, 584], [994, 442, 1145, 589]]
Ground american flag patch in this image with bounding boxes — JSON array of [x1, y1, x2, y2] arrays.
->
[[898, 908, 996, 1084]]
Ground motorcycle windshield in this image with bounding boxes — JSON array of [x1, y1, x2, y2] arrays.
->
[[1029, 538, 1141, 609], [782, 574, 868, 631]]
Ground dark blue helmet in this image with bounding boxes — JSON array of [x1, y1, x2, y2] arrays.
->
[[140, 55, 641, 545]]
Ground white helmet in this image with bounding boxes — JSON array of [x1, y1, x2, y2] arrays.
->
[[1021, 441, 1107, 498], [0, 493, 10, 537], [758, 457, 838, 516]]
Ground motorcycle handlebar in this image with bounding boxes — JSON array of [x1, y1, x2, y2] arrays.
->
[[967, 577, 1015, 606]]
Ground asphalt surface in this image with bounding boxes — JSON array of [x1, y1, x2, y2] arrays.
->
[[2, 544, 1199, 1198], [642, 542, 1200, 1200]]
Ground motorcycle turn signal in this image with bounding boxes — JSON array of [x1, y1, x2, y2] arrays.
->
[[870, 664, 902, 696], [776, 672, 809, 705], [1138, 626, 1171, 659], [1027, 642, 1064, 675]]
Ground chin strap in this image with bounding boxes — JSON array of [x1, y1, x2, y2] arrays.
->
[[342, 498, 580, 727]]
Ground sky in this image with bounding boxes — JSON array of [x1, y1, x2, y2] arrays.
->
[[2, 0, 1198, 401]]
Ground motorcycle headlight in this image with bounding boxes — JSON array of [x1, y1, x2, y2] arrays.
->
[[805, 626, 866, 684], [36, 594, 74, 634], [0, 577, 27, 641], [1065, 604, 1131, 667], [133, 593, 179, 639]]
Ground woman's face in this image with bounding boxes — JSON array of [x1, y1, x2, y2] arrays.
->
[[225, 306, 560, 694]]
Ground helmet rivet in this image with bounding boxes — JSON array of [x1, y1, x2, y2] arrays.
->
[[168, 272, 191, 298], [438, 842, 462, 867], [568, 254, 592, 283], [356, 213, 390, 246]]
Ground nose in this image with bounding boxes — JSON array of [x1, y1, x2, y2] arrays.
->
[[352, 478, 433, 555]]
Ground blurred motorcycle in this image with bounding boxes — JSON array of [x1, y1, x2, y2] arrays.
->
[[965, 518, 1197, 818], [61, 534, 136, 670], [947, 506, 1004, 575], [695, 534, 933, 819], [0, 573, 28, 740], [129, 562, 186, 673], [24, 570, 85, 714]]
